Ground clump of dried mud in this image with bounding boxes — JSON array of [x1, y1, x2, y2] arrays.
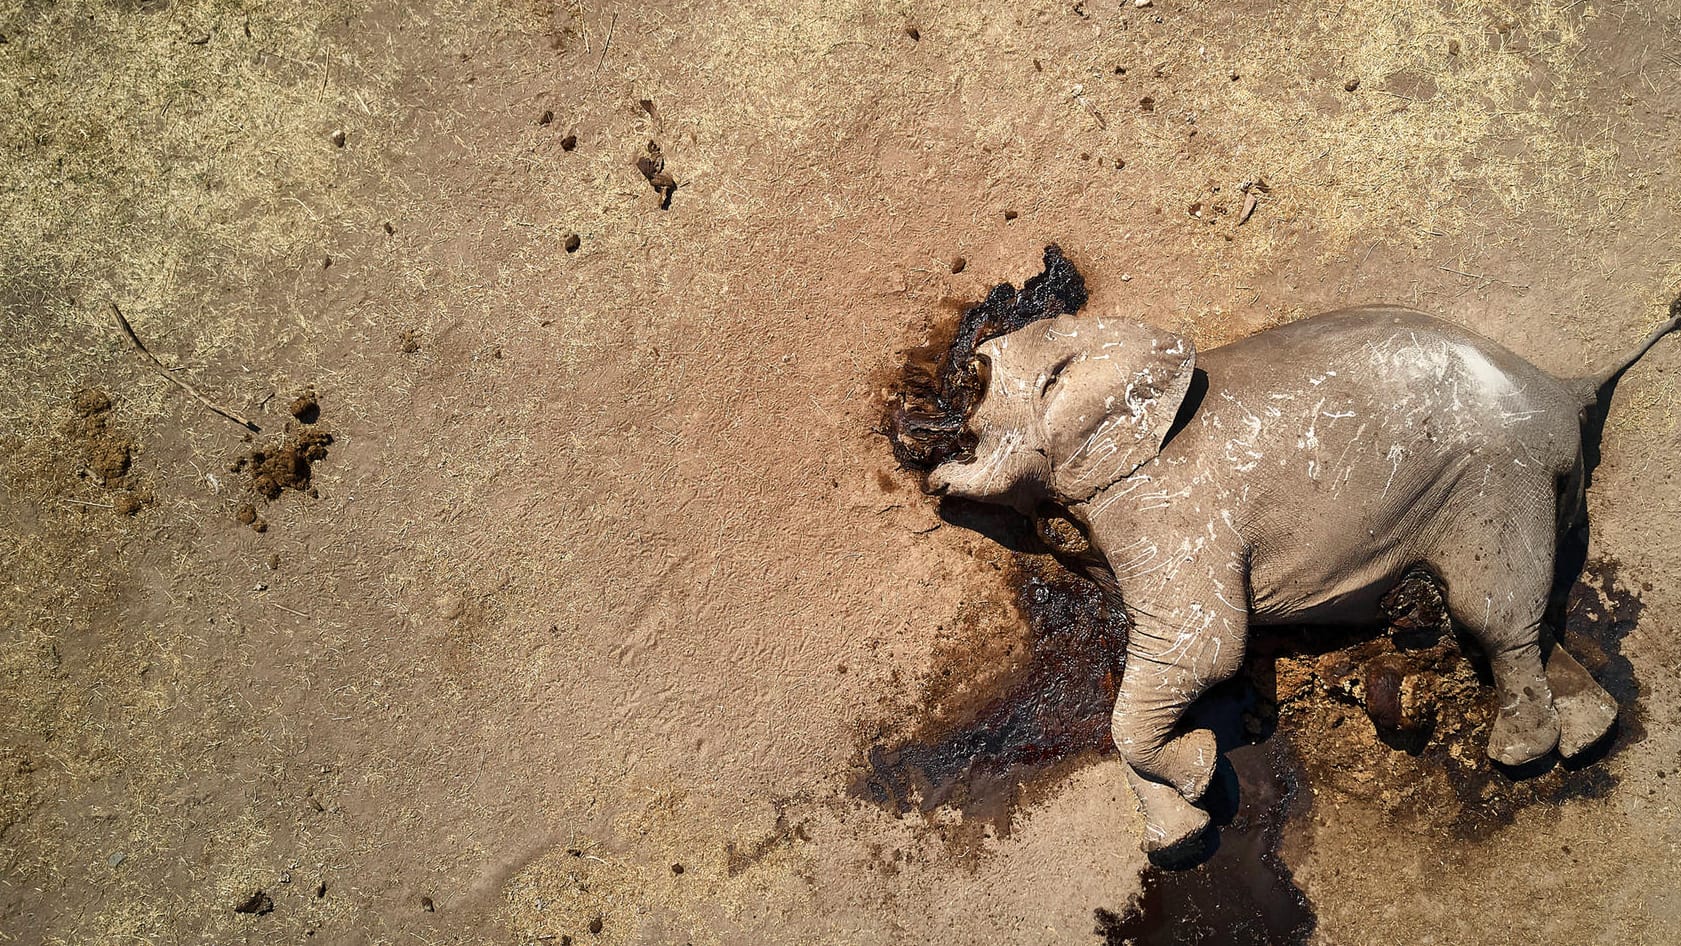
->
[[1261, 562, 1641, 840]]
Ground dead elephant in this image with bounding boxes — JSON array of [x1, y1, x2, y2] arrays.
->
[[927, 298, 1681, 857]]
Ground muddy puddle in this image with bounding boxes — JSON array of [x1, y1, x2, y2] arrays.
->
[[869, 246, 1647, 942]]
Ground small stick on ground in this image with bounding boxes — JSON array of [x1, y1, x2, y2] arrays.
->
[[596, 12, 616, 73], [107, 301, 261, 432]]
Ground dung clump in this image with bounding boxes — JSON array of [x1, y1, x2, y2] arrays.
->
[[232, 425, 334, 501], [233, 889, 274, 915], [635, 140, 677, 209], [288, 390, 320, 424], [886, 244, 1088, 471], [65, 388, 135, 486]]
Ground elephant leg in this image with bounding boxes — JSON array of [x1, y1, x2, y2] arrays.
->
[[1122, 762, 1210, 857], [1436, 494, 1560, 766], [1111, 592, 1249, 805], [1546, 641, 1618, 758]]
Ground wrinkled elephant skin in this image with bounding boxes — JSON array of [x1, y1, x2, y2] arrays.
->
[[929, 303, 1680, 856]]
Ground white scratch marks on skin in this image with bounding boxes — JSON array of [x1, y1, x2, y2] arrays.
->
[[1381, 443, 1406, 498], [1297, 398, 1326, 450]]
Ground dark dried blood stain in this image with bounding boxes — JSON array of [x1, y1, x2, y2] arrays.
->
[[852, 556, 1124, 840]]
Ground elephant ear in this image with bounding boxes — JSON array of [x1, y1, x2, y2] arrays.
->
[[1039, 322, 1197, 504]]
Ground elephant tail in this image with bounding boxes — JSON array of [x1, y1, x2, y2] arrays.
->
[[1566, 293, 1681, 408]]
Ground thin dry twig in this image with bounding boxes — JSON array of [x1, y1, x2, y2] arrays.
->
[[107, 301, 261, 432], [596, 12, 617, 73]]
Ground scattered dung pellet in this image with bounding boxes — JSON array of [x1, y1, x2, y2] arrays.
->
[[315, 882, 327, 898], [671, 862, 685, 874], [1003, 209, 1019, 221], [1114, 157, 1126, 170], [1344, 77, 1361, 91], [561, 133, 577, 151], [236, 504, 258, 526], [234, 890, 274, 915], [330, 129, 347, 148], [73, 389, 112, 415], [564, 233, 582, 253], [950, 256, 966, 274], [539, 109, 554, 125], [383, 221, 395, 235], [289, 391, 320, 424], [588, 917, 604, 935], [420, 896, 435, 912], [1139, 95, 1155, 111], [905, 24, 920, 40]]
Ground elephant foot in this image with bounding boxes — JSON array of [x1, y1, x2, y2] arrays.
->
[[1487, 693, 1560, 767], [1124, 765, 1211, 857], [1546, 646, 1618, 759], [1168, 727, 1219, 802]]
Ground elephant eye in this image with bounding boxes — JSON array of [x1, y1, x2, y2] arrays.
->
[[1040, 353, 1078, 399]]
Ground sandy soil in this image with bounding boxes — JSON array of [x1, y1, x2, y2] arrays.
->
[[3, 1, 1680, 943]]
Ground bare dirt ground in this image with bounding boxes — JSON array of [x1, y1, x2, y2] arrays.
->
[[3, 1, 1680, 944]]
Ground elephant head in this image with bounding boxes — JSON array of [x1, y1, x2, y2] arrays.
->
[[926, 313, 1198, 510]]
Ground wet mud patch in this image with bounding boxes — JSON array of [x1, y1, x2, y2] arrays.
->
[[1094, 740, 1312, 946], [886, 243, 1087, 471], [852, 554, 1125, 845]]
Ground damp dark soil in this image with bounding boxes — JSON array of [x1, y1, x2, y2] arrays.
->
[[1094, 741, 1312, 946], [1263, 559, 1643, 840]]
